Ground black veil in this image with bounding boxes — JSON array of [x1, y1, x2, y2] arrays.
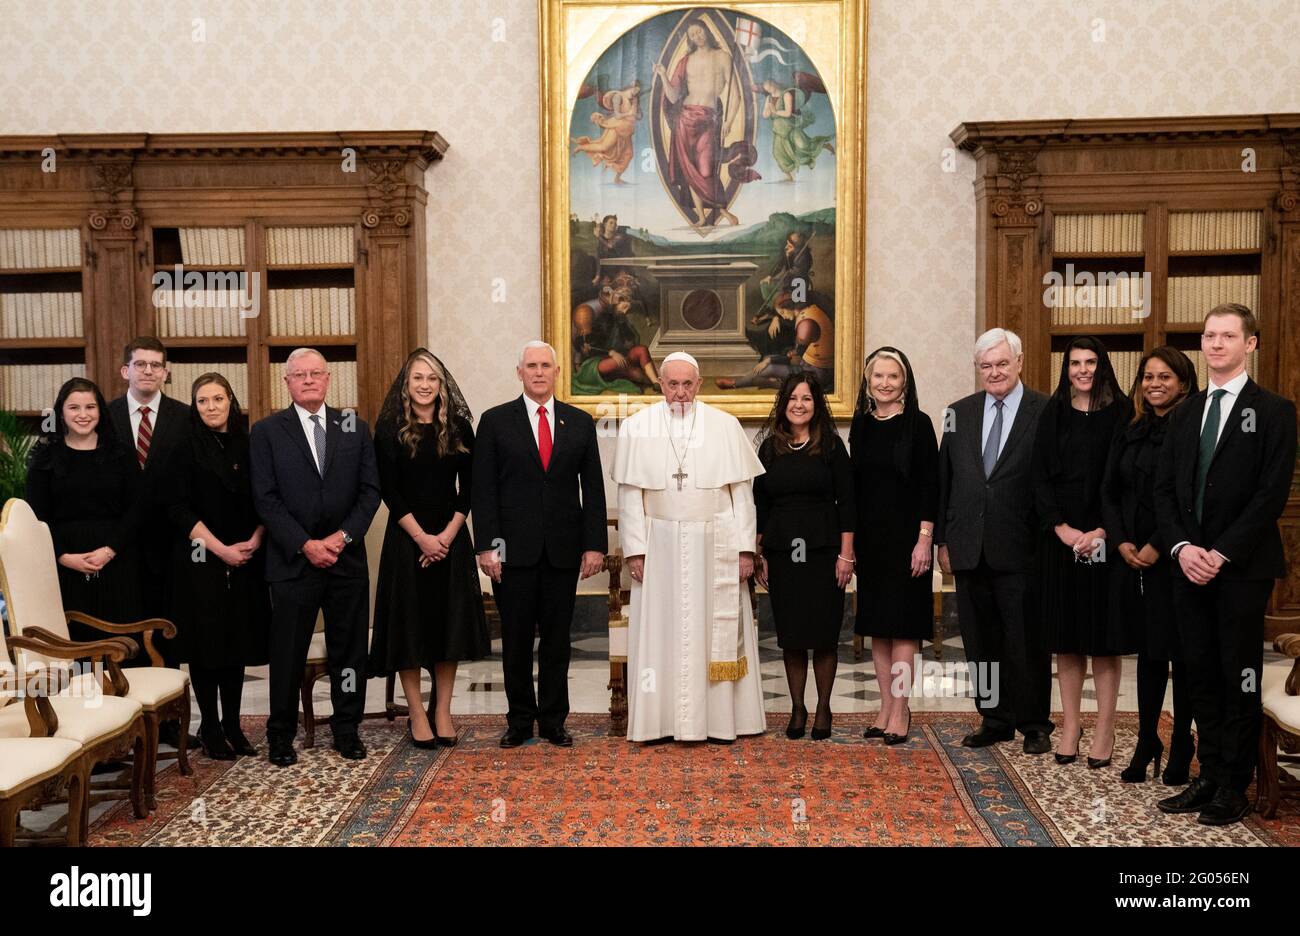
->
[[377, 348, 473, 456]]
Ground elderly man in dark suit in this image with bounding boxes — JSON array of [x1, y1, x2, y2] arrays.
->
[[250, 348, 381, 767], [472, 340, 608, 749], [1155, 304, 1297, 825], [936, 327, 1053, 754]]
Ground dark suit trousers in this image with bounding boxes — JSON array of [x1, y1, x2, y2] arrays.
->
[[492, 554, 579, 733], [266, 570, 369, 743], [955, 557, 1052, 736], [1172, 574, 1271, 792]]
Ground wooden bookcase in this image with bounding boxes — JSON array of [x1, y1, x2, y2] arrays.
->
[[0, 131, 447, 423], [951, 114, 1300, 635]]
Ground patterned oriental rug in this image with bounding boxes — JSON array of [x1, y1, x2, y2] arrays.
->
[[87, 713, 1295, 847]]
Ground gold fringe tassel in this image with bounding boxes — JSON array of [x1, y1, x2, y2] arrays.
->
[[708, 655, 749, 682]]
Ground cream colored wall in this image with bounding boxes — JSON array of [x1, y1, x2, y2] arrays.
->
[[4, 0, 1298, 450]]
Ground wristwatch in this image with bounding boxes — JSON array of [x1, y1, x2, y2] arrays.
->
[[341, 531, 353, 546]]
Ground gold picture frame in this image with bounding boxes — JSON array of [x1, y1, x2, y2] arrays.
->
[[540, 0, 867, 419]]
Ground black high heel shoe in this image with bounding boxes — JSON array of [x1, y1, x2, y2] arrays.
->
[[1087, 731, 1115, 770], [863, 725, 886, 739], [1162, 733, 1194, 786], [1055, 727, 1083, 765], [408, 721, 438, 750], [199, 725, 235, 761], [811, 709, 832, 741], [223, 726, 258, 758], [786, 704, 808, 740], [1120, 737, 1163, 783], [883, 712, 911, 746]]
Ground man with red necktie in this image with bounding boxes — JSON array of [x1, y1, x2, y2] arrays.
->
[[471, 340, 608, 748]]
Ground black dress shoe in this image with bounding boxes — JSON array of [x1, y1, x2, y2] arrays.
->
[[223, 727, 258, 757], [500, 727, 533, 748], [1197, 787, 1250, 826], [811, 710, 833, 741], [540, 728, 574, 747], [1120, 737, 1163, 783], [332, 735, 367, 760], [1022, 730, 1052, 755], [961, 726, 1014, 748], [268, 743, 297, 768], [1157, 776, 1217, 814], [1055, 727, 1083, 765]]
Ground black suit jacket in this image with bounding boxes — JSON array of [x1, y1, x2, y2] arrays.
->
[[249, 405, 381, 582], [108, 393, 192, 583], [1154, 377, 1296, 581], [935, 385, 1048, 573], [470, 396, 608, 568]]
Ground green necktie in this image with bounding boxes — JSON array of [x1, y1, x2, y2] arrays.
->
[[1194, 388, 1227, 523]]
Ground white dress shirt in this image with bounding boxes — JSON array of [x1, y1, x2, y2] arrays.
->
[[293, 401, 328, 471], [127, 390, 164, 449], [523, 394, 556, 449]]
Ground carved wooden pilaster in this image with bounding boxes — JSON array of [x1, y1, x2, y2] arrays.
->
[[86, 161, 141, 389]]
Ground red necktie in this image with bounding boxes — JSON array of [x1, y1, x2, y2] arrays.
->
[[537, 405, 552, 471], [136, 405, 153, 468]]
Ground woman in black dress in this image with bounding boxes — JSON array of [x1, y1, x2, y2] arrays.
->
[[368, 349, 488, 748], [26, 378, 143, 641], [161, 373, 270, 759], [849, 347, 938, 744], [1102, 346, 1198, 783], [754, 372, 855, 740], [1033, 336, 1131, 768]]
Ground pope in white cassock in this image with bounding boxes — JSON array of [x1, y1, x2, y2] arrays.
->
[[611, 351, 767, 742]]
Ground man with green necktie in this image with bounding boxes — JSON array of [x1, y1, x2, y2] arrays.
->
[[1154, 303, 1297, 826]]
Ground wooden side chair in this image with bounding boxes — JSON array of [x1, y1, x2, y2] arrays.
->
[[1257, 628, 1300, 818], [0, 601, 146, 840], [0, 498, 183, 811], [0, 652, 87, 846]]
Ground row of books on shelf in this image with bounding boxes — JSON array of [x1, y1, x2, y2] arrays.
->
[[1167, 275, 1260, 323], [265, 226, 354, 266], [0, 228, 81, 270], [1049, 282, 1146, 326], [162, 362, 249, 405], [269, 360, 358, 410], [178, 228, 246, 266], [155, 291, 250, 338], [1168, 210, 1261, 252], [1053, 213, 1144, 254], [268, 288, 356, 336], [0, 363, 85, 413], [0, 292, 83, 338]]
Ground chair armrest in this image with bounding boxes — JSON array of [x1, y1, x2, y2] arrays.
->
[[1275, 633, 1300, 697], [64, 611, 174, 666], [7, 632, 134, 697]]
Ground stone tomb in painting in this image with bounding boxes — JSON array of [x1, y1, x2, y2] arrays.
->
[[615, 253, 763, 375]]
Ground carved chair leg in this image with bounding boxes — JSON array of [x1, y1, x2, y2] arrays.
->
[[0, 800, 16, 848], [142, 713, 160, 813], [66, 769, 86, 846], [130, 731, 148, 820], [1257, 718, 1280, 819]]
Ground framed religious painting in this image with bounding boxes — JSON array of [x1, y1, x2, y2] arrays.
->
[[540, 0, 867, 419]]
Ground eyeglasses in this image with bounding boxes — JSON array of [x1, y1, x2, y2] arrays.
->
[[130, 361, 167, 373], [978, 360, 1015, 374], [287, 370, 329, 381]]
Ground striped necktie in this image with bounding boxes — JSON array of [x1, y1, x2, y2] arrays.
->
[[136, 405, 152, 468]]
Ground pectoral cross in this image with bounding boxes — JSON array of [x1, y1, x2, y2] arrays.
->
[[673, 468, 688, 491]]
